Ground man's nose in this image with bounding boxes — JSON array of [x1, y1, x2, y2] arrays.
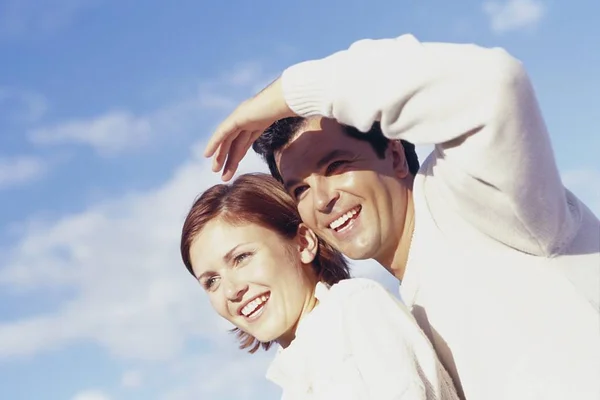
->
[[224, 279, 248, 302], [313, 178, 339, 213]]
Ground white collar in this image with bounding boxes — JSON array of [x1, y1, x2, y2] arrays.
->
[[265, 281, 331, 388]]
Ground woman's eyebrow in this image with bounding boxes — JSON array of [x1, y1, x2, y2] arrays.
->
[[223, 243, 251, 263], [195, 242, 253, 280], [196, 270, 212, 281]]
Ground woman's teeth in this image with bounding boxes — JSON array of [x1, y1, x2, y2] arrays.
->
[[241, 294, 269, 317]]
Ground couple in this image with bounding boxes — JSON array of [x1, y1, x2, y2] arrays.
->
[[180, 34, 600, 399]]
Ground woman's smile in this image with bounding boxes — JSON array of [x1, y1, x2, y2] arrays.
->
[[238, 292, 271, 322]]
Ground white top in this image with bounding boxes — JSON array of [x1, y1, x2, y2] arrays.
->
[[266, 278, 459, 400], [281, 34, 600, 400]]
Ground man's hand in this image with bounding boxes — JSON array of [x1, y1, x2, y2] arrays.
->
[[204, 77, 296, 182]]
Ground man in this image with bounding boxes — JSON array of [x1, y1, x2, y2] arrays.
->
[[204, 34, 600, 399]]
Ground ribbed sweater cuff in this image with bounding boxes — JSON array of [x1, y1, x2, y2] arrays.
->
[[281, 59, 334, 118]]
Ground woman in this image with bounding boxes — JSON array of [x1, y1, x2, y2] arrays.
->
[[180, 173, 458, 399]]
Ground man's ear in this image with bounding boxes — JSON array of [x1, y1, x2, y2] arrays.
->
[[388, 140, 409, 179], [297, 223, 318, 264]]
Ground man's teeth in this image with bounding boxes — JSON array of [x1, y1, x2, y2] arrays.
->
[[241, 295, 269, 317], [329, 208, 359, 230]]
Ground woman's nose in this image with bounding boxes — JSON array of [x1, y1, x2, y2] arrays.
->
[[224, 280, 248, 302]]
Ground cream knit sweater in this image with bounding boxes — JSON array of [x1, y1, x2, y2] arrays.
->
[[281, 34, 600, 400], [267, 279, 460, 400]]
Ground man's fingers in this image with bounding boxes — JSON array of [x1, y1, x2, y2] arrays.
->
[[249, 129, 263, 146], [211, 133, 238, 173], [204, 118, 239, 158], [211, 146, 222, 172], [221, 131, 253, 181], [221, 166, 238, 182], [205, 131, 224, 158], [222, 130, 263, 181]]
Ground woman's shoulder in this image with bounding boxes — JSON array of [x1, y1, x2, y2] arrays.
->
[[325, 277, 397, 303], [330, 277, 390, 294], [311, 278, 411, 331]]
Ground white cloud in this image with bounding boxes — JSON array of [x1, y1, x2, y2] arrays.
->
[[198, 93, 237, 110], [0, 156, 46, 189], [0, 146, 270, 361], [224, 62, 263, 87], [29, 111, 154, 155], [71, 389, 111, 400], [121, 369, 143, 388], [197, 63, 268, 110], [27, 98, 214, 156], [0, 62, 282, 363], [483, 0, 546, 34], [159, 350, 280, 400], [27, 63, 268, 156], [0, 0, 98, 38]]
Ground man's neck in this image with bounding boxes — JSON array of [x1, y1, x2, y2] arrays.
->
[[376, 187, 415, 280]]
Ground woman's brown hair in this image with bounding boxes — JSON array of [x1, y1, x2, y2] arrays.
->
[[180, 173, 351, 353]]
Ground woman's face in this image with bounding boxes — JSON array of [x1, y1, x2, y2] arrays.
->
[[189, 218, 318, 346]]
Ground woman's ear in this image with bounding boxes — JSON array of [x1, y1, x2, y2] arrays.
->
[[297, 223, 318, 264]]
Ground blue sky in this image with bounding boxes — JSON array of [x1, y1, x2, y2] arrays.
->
[[1, 0, 599, 399]]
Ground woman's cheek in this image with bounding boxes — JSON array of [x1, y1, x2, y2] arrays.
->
[[246, 258, 275, 281], [209, 292, 230, 320]]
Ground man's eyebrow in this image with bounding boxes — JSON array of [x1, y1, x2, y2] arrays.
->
[[316, 149, 354, 169], [283, 149, 355, 192], [283, 178, 300, 192]]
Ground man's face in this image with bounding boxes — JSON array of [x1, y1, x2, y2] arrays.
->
[[275, 117, 410, 262]]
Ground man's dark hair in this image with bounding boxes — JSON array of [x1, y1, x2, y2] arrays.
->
[[252, 117, 420, 183]]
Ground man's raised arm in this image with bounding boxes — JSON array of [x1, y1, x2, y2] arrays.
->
[[206, 34, 575, 255]]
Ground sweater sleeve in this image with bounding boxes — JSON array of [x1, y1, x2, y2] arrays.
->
[[281, 34, 578, 256], [335, 279, 457, 400]]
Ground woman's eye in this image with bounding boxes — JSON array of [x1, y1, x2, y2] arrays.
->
[[204, 276, 219, 290], [233, 252, 253, 265]]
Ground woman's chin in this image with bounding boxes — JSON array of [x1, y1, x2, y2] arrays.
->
[[252, 331, 279, 343], [251, 327, 288, 346]]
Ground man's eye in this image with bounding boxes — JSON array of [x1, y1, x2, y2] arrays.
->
[[293, 186, 308, 199], [326, 160, 348, 175]]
